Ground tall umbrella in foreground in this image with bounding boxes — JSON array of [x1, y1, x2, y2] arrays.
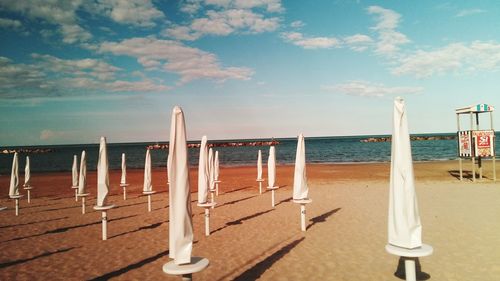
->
[[208, 147, 216, 207], [197, 136, 216, 235], [9, 152, 23, 215], [267, 146, 279, 207], [163, 106, 208, 280], [71, 155, 79, 202], [256, 150, 264, 194], [214, 150, 221, 196], [143, 149, 156, 212], [292, 133, 312, 231], [93, 137, 115, 240], [23, 156, 33, 203], [385, 98, 433, 281], [120, 153, 129, 200], [77, 151, 89, 214]]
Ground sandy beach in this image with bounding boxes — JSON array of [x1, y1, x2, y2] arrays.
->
[[1, 160, 500, 280]]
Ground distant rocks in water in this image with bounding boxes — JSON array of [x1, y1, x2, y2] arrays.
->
[[1, 148, 54, 154], [360, 135, 456, 143], [147, 140, 280, 150]]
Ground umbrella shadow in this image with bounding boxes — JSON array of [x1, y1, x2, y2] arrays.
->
[[233, 237, 305, 281], [23, 202, 59, 209], [218, 195, 258, 207], [223, 186, 252, 194], [0, 216, 69, 229], [110, 221, 166, 239], [306, 208, 341, 230], [448, 170, 477, 181], [117, 199, 163, 209], [212, 209, 274, 234], [394, 257, 431, 280], [89, 250, 170, 280], [2, 214, 138, 243], [43, 204, 81, 212], [275, 196, 292, 207], [0, 247, 77, 269]]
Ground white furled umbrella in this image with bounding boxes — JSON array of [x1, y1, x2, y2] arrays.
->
[[208, 148, 215, 192], [198, 136, 210, 204], [23, 156, 33, 203], [93, 136, 115, 240], [292, 133, 312, 231], [77, 150, 89, 214], [143, 149, 155, 212], [120, 153, 129, 200], [164, 106, 209, 280], [71, 155, 78, 201], [24, 156, 31, 187], [267, 146, 278, 207], [9, 152, 23, 215], [386, 98, 432, 281], [9, 152, 19, 197], [214, 150, 221, 195], [256, 150, 264, 194]]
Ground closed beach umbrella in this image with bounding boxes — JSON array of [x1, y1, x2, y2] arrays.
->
[[24, 156, 31, 187], [120, 153, 127, 185], [197, 136, 209, 204], [208, 147, 215, 191], [96, 137, 110, 207], [9, 152, 19, 197], [168, 106, 194, 264], [293, 133, 308, 200], [214, 151, 220, 181], [268, 146, 276, 188], [143, 149, 153, 192], [388, 97, 422, 249], [71, 155, 78, 187], [257, 150, 263, 180], [78, 151, 87, 195]]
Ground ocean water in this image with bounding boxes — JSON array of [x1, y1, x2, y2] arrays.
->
[[0, 134, 494, 174]]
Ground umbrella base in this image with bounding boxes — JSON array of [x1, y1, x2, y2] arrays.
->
[[142, 191, 156, 195], [163, 257, 209, 280], [293, 198, 312, 204], [386, 244, 433, 281]]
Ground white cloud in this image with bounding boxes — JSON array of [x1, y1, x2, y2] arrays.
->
[[0, 17, 22, 29], [290, 20, 304, 28], [165, 8, 280, 41], [343, 34, 373, 52], [281, 32, 340, 49], [205, 0, 283, 13], [367, 6, 409, 56], [323, 81, 423, 97], [392, 41, 500, 78], [180, 0, 203, 14], [88, 0, 165, 27], [99, 37, 254, 83], [456, 9, 485, 18]]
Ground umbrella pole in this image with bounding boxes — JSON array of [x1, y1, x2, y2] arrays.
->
[[75, 189, 78, 202], [259, 181, 262, 194], [181, 274, 193, 281], [82, 197, 86, 214], [101, 211, 108, 240], [204, 208, 210, 236], [15, 198, 19, 216], [148, 194, 152, 212], [271, 190, 275, 208], [300, 204, 306, 231], [123, 187, 127, 200], [210, 191, 215, 209], [27, 189, 31, 203], [404, 259, 416, 281], [215, 182, 219, 196]]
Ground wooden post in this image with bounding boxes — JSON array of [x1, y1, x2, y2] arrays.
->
[[457, 114, 463, 181], [491, 111, 496, 181]]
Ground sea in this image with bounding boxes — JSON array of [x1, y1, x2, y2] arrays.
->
[[0, 133, 491, 174]]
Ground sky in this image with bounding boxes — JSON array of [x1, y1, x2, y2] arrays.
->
[[1, 0, 500, 146]]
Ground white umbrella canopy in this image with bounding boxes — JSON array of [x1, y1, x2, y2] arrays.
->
[[143, 149, 153, 192], [71, 155, 78, 187], [388, 97, 422, 249], [24, 156, 31, 187], [96, 137, 110, 207], [197, 136, 209, 204], [268, 146, 276, 188], [214, 150, 220, 181], [78, 151, 87, 195], [9, 152, 19, 197], [257, 150, 263, 180], [293, 133, 309, 200], [120, 153, 127, 185], [208, 147, 215, 191], [168, 106, 194, 265]]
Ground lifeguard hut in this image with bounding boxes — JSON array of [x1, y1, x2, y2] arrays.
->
[[456, 104, 496, 182]]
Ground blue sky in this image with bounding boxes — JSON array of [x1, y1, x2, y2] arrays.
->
[[1, 0, 500, 146]]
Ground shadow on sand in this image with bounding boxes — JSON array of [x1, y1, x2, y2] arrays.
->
[[306, 208, 341, 230], [2, 214, 139, 243], [0, 247, 77, 269], [0, 216, 69, 229], [212, 209, 274, 234], [233, 237, 305, 281], [223, 186, 253, 194], [110, 221, 166, 239], [275, 196, 292, 207], [448, 170, 481, 181], [394, 257, 431, 280], [218, 195, 258, 207]]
